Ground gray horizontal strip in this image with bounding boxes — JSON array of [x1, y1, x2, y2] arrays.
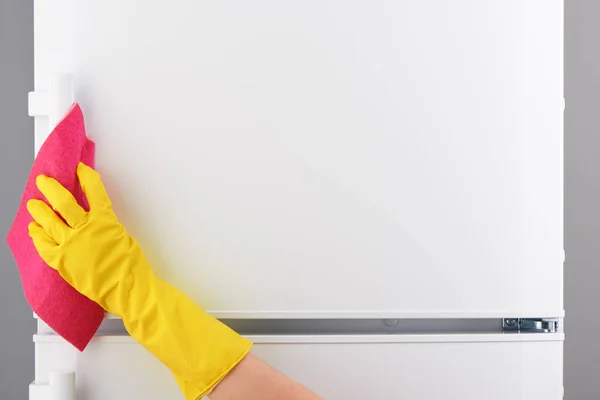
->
[[94, 318, 507, 336]]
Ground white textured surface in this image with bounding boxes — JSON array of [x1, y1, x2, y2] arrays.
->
[[34, 334, 564, 400]]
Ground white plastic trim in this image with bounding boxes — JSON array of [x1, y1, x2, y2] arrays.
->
[[29, 72, 74, 155], [34, 309, 567, 321], [29, 371, 76, 400], [202, 310, 567, 319], [34, 332, 564, 345]]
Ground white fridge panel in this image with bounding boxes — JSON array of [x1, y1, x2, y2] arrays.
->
[[33, 334, 564, 400], [34, 0, 563, 317]]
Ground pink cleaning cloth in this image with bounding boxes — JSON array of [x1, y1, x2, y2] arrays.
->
[[6, 103, 104, 351]]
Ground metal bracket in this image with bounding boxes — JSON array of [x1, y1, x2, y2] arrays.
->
[[502, 318, 559, 333]]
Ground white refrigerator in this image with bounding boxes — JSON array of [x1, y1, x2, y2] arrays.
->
[[29, 1, 564, 399]]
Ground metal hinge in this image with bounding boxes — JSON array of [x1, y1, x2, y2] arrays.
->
[[502, 318, 559, 333]]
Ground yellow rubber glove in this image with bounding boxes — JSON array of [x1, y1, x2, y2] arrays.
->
[[26, 162, 252, 399]]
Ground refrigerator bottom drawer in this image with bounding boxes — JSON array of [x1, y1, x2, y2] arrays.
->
[[33, 334, 563, 400]]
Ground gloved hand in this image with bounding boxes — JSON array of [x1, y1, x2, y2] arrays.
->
[[27, 162, 252, 399]]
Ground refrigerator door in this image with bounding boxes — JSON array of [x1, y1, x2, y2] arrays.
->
[[32, 333, 564, 400], [32, 0, 563, 319]]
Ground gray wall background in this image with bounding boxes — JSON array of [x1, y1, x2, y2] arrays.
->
[[0, 0, 36, 398], [0, 0, 596, 398], [564, 1, 600, 399]]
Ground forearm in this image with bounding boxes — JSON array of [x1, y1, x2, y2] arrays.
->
[[209, 354, 324, 400]]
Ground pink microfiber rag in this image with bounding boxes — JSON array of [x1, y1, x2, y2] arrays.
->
[[6, 103, 104, 351]]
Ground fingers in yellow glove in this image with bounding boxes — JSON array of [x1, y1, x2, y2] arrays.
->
[[28, 221, 58, 256], [74, 162, 112, 210], [27, 199, 68, 243], [34, 174, 88, 228]]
